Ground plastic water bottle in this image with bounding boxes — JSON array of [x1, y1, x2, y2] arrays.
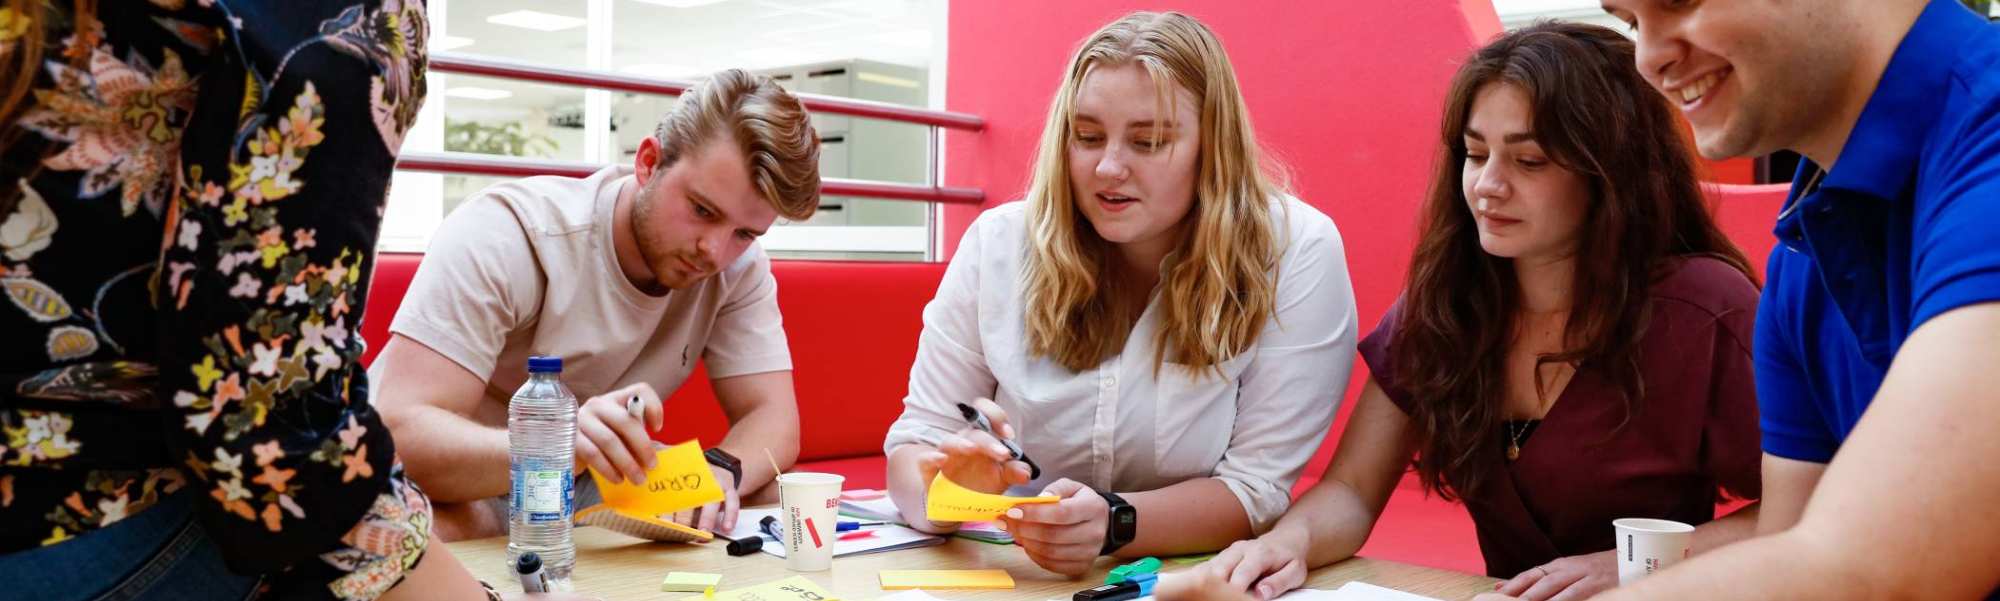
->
[[508, 355, 576, 589]]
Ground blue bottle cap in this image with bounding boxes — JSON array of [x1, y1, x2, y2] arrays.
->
[[527, 355, 563, 373]]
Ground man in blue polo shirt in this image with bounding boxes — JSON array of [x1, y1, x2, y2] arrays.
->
[[1539, 0, 2000, 599]]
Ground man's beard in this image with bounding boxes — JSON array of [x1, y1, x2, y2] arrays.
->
[[630, 181, 679, 293]]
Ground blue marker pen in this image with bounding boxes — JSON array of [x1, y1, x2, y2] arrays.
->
[[837, 520, 888, 532]]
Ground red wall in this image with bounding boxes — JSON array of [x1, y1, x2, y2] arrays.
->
[[1708, 183, 1791, 282], [1704, 157, 1757, 184], [942, 1, 1505, 474]]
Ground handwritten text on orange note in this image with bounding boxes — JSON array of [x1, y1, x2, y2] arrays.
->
[[590, 440, 725, 517], [925, 473, 1059, 522]]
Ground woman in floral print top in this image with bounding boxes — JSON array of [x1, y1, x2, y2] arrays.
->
[[0, 2, 565, 600]]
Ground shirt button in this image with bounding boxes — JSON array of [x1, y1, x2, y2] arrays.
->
[[1103, 376, 1117, 388]]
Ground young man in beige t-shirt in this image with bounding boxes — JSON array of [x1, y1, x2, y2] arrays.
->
[[372, 69, 821, 540]]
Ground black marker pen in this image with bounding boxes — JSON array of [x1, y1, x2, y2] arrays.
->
[[956, 402, 1041, 480], [1074, 580, 1141, 601], [515, 552, 548, 593]]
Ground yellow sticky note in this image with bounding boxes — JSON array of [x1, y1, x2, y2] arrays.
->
[[679, 576, 834, 601], [591, 440, 726, 517], [924, 473, 1059, 522], [662, 572, 724, 593], [879, 569, 1015, 590]]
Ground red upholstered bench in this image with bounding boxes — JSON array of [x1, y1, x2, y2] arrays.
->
[[639, 260, 943, 490], [360, 255, 938, 490]]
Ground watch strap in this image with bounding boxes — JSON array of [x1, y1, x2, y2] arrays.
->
[[704, 447, 743, 491], [1098, 490, 1135, 556]]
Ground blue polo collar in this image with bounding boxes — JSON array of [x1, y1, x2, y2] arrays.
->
[[1812, 0, 1991, 201]]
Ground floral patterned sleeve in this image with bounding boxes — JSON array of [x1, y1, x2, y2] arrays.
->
[[151, 1, 431, 598]]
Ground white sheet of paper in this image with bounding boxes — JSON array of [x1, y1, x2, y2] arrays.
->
[[876, 590, 950, 601], [1137, 582, 1443, 601], [1311, 581, 1445, 601], [726, 507, 944, 558]]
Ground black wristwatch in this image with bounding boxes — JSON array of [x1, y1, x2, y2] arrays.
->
[[1098, 490, 1136, 556], [704, 447, 743, 491]]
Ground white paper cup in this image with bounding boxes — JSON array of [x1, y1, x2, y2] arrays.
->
[[778, 472, 844, 571], [1614, 518, 1695, 585]]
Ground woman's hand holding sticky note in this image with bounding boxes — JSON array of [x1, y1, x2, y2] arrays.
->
[[926, 472, 1059, 522], [591, 440, 725, 517]]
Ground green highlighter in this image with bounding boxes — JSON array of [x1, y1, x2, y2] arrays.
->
[[1105, 557, 1162, 585]]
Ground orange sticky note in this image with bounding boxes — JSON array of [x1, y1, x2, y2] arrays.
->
[[925, 473, 1059, 522], [879, 569, 1015, 590], [590, 440, 725, 517]]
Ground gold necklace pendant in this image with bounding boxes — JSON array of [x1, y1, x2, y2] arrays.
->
[[1505, 420, 1525, 461]]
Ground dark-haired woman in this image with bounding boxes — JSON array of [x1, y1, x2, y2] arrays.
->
[[1196, 22, 1762, 601]]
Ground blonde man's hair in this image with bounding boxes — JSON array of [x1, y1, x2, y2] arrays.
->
[[1023, 11, 1284, 374], [655, 68, 821, 221]]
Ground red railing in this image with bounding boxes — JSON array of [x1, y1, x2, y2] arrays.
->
[[428, 53, 985, 132], [395, 152, 983, 205], [398, 53, 983, 210]]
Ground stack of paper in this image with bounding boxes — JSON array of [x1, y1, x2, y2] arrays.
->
[[659, 572, 723, 593], [953, 521, 1014, 544], [839, 489, 1015, 544], [727, 507, 945, 558], [837, 490, 902, 521]]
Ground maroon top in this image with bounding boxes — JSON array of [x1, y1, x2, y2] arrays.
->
[[1359, 256, 1762, 577]]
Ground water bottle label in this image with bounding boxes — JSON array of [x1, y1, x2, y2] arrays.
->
[[512, 467, 573, 523]]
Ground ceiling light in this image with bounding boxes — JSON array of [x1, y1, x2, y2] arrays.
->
[[486, 10, 586, 32], [444, 86, 514, 100], [432, 35, 474, 51]]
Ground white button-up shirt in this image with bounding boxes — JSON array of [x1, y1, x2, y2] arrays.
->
[[884, 198, 1358, 531]]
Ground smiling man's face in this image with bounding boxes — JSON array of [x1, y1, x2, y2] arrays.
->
[[1600, 0, 1854, 160]]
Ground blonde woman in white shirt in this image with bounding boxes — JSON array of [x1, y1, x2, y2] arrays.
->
[[883, 11, 1359, 576]]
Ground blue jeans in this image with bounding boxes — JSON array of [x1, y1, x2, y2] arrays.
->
[[0, 490, 262, 601]]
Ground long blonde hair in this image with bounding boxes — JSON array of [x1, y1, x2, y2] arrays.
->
[[1022, 11, 1281, 374]]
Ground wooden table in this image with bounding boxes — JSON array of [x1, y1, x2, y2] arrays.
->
[[447, 526, 1497, 600]]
